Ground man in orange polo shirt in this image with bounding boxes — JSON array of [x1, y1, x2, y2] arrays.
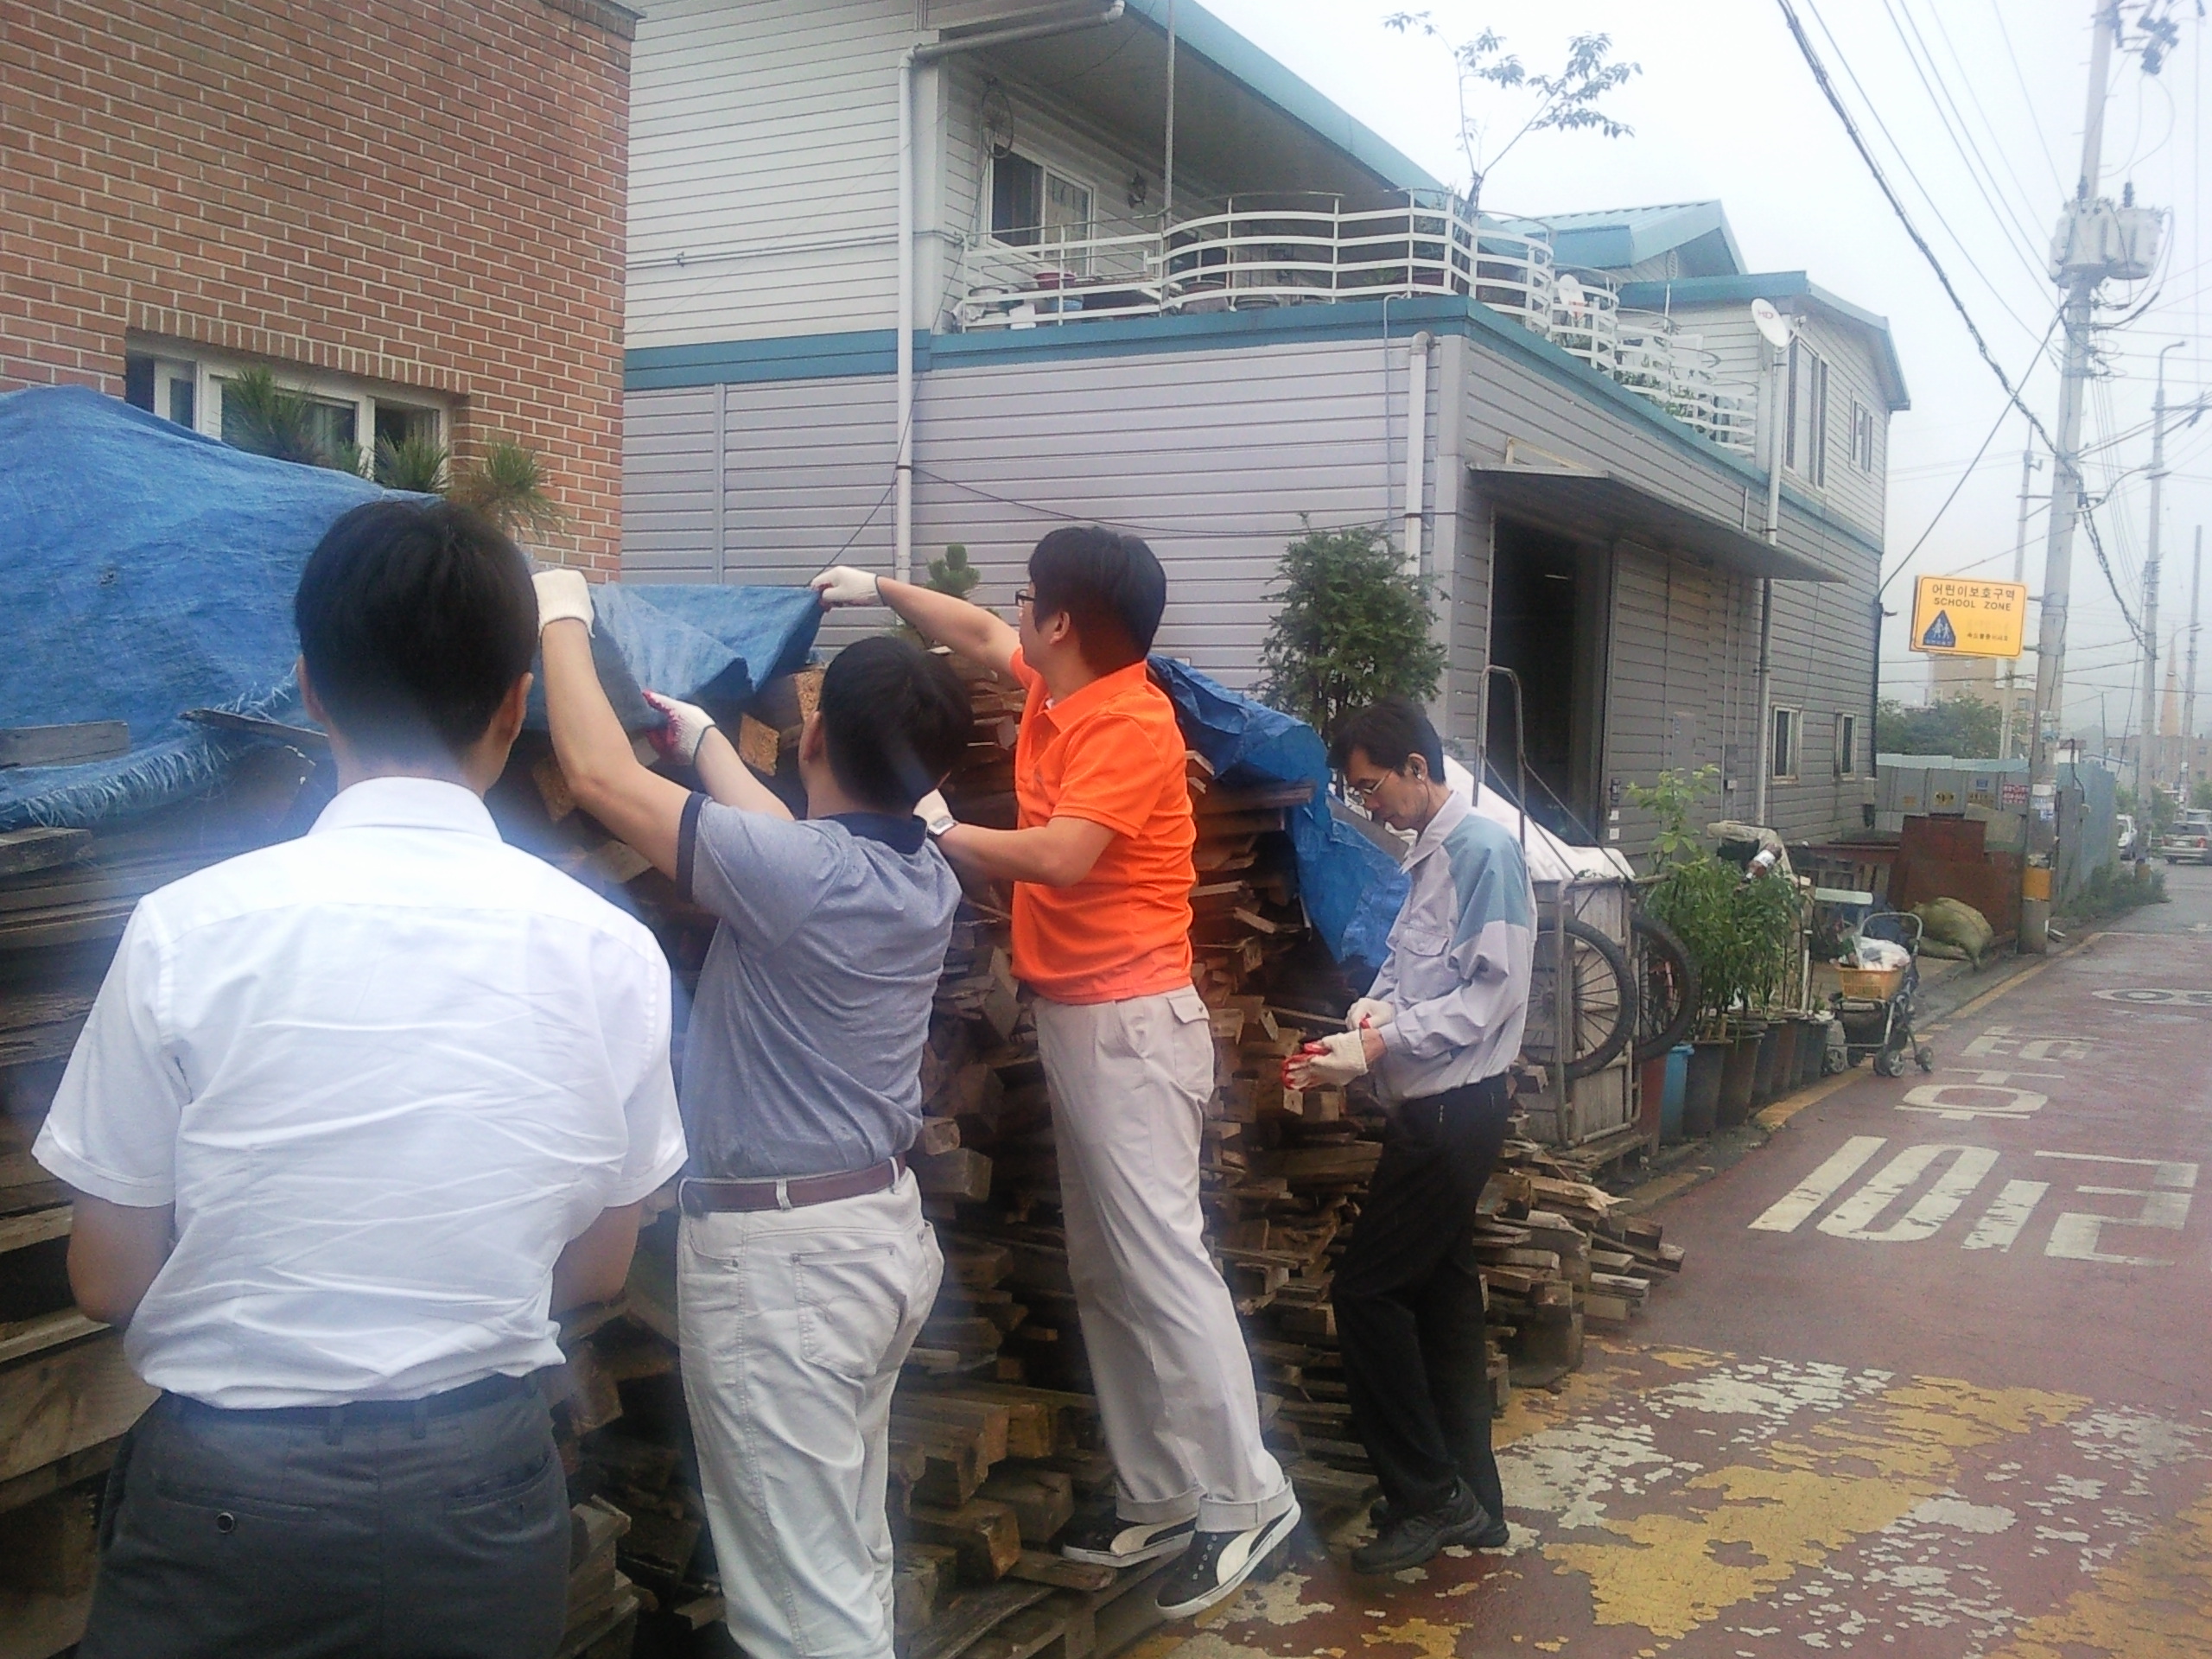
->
[[813, 528, 1298, 1618]]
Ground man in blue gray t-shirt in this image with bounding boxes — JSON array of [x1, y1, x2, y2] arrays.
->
[[534, 573, 974, 1659]]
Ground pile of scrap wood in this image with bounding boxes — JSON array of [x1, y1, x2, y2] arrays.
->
[[0, 653, 1690, 1659]]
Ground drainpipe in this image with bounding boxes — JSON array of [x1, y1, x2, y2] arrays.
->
[[895, 3, 1124, 584], [1402, 332, 1431, 578], [1430, 333, 1465, 735], [1753, 338, 1786, 826]]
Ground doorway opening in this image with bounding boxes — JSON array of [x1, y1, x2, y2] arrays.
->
[[1486, 518, 1610, 841]]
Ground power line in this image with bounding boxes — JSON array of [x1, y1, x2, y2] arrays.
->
[[1797, 0, 2051, 341], [1986, 0, 2065, 190]]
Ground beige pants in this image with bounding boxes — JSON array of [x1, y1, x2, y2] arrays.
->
[[1034, 987, 1294, 1533], [679, 1172, 943, 1659]]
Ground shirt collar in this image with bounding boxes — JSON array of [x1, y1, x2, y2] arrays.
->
[[828, 811, 928, 855], [310, 777, 503, 841], [1032, 658, 1154, 726], [1403, 787, 1471, 866]]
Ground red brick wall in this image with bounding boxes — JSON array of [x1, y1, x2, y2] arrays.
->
[[1, 0, 632, 571]]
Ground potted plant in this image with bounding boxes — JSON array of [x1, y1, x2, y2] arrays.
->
[[1629, 769, 1802, 1134]]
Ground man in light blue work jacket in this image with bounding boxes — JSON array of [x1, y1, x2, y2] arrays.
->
[[1288, 696, 1535, 1574]]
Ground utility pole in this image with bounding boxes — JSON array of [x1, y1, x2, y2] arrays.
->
[[2027, 3, 2120, 799], [2001, 446, 2043, 760], [2185, 528, 2203, 802], [2136, 342, 2184, 805]]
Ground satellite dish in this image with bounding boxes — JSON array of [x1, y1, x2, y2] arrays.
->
[[1751, 297, 1794, 349], [1556, 272, 1587, 321]]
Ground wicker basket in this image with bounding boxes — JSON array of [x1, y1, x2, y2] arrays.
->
[[1812, 962, 1906, 1002]]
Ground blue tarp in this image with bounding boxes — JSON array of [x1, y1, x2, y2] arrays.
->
[[0, 386, 819, 829], [1154, 658, 1404, 969]]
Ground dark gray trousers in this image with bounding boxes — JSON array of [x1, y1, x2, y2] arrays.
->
[[82, 1382, 569, 1659], [1333, 1075, 1513, 1520]]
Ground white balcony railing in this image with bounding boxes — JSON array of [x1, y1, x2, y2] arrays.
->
[[953, 194, 1758, 458]]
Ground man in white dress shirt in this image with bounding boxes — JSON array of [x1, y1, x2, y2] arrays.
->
[[33, 499, 688, 1659]]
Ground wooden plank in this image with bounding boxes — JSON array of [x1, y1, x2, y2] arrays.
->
[[0, 1332, 157, 1484], [909, 1580, 1052, 1659], [908, 1499, 1024, 1582], [0, 1207, 68, 1256], [913, 1148, 994, 1202], [1005, 1551, 1114, 1593], [0, 1440, 117, 1518], [975, 1467, 1073, 1544], [893, 1395, 1011, 1466], [0, 831, 89, 880], [0, 1312, 103, 1370], [0, 723, 129, 770], [0, 1583, 91, 1659]]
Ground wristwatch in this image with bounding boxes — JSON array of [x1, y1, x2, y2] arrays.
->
[[923, 808, 957, 840]]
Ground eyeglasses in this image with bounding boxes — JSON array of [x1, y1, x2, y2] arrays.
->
[[1345, 773, 1392, 801], [1014, 588, 1037, 609]]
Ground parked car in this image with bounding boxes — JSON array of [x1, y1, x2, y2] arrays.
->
[[2118, 813, 2139, 859], [2161, 809, 2212, 864]]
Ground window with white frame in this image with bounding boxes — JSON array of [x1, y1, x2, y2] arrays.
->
[[1836, 712, 1858, 775], [122, 342, 445, 476], [1784, 340, 1828, 487], [1770, 706, 1801, 781], [1850, 399, 1875, 472]]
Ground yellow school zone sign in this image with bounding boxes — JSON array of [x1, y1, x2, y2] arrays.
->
[[1909, 575, 2028, 658]]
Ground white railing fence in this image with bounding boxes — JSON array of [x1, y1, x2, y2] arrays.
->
[[954, 194, 1758, 456]]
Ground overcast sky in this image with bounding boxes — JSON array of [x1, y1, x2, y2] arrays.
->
[[1200, 0, 2210, 739]]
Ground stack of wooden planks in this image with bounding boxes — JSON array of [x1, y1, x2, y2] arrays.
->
[[0, 668, 1692, 1659]]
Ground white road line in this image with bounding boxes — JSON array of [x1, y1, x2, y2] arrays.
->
[[1820, 1144, 2000, 1243], [1748, 1136, 1887, 1234], [1961, 1179, 2049, 1251]]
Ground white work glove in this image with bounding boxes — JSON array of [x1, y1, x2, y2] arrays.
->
[[642, 690, 715, 766], [532, 569, 594, 634], [810, 565, 882, 607], [1346, 997, 1396, 1030], [1287, 1029, 1370, 1089], [913, 787, 954, 829]]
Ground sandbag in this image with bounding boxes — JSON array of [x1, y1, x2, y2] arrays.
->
[[1913, 897, 1995, 963]]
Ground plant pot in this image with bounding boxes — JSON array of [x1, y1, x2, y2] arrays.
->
[[1764, 1021, 1802, 1103], [1750, 1022, 1785, 1104], [1637, 1056, 1666, 1139], [1718, 1027, 1764, 1127], [1798, 1016, 1827, 1087], [1662, 1043, 1692, 1143], [1682, 1040, 1727, 1138]]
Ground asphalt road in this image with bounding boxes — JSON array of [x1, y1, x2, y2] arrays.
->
[[1141, 870, 2212, 1657]]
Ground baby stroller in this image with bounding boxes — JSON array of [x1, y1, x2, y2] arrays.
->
[[1824, 912, 1933, 1078]]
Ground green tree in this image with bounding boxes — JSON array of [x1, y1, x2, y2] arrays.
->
[[448, 439, 565, 543], [1875, 696, 2002, 758], [374, 434, 450, 494], [1383, 16, 1637, 214], [2191, 779, 2212, 811], [221, 366, 356, 473], [1255, 522, 1446, 741], [926, 543, 980, 600]]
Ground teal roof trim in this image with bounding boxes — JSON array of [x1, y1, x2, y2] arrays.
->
[[1119, 0, 1443, 192], [623, 302, 1885, 567], [1617, 271, 1910, 411], [1503, 201, 1745, 276]]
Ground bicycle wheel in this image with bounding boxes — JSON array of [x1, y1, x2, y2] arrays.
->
[[1528, 917, 1634, 1082], [1630, 913, 1699, 1065]]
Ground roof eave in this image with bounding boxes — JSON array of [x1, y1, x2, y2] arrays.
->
[[1116, 0, 1443, 193]]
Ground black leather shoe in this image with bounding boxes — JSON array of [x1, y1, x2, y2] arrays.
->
[[1059, 1513, 1194, 1567], [1369, 1494, 1509, 1549], [1351, 1482, 1494, 1573]]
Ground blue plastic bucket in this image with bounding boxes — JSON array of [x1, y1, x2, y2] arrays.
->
[[1661, 1043, 1693, 1142]]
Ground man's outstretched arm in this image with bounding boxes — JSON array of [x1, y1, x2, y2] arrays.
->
[[812, 566, 1019, 678]]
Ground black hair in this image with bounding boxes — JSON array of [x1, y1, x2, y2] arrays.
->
[[1028, 525, 1166, 673], [817, 634, 976, 813], [1329, 696, 1446, 782], [294, 499, 538, 765]]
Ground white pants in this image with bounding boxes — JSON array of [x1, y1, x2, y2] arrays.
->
[[679, 1171, 943, 1659], [1034, 988, 1294, 1533]]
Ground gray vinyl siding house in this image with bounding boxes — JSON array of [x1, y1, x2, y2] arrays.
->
[[620, 0, 1909, 856]]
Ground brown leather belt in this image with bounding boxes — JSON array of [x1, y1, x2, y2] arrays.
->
[[679, 1156, 905, 1217]]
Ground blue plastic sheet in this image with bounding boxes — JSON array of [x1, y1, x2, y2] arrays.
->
[[0, 385, 820, 829], [1152, 658, 1405, 969]]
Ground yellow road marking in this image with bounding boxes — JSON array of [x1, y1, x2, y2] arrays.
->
[[1751, 1070, 1856, 1130], [1982, 1484, 2212, 1659]]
